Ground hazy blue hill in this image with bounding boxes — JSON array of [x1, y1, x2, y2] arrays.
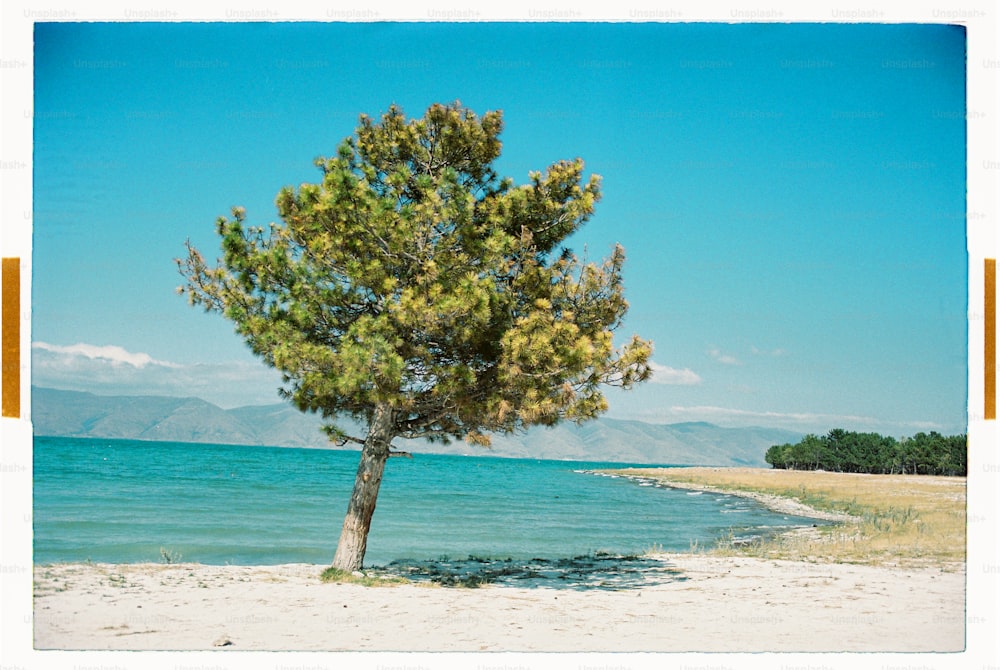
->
[[136, 397, 259, 445], [30, 387, 801, 466], [225, 403, 333, 448], [475, 419, 795, 466], [32, 388, 259, 445]]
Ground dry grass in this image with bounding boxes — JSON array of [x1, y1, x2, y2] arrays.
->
[[610, 467, 966, 569]]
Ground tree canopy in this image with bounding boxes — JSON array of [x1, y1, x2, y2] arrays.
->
[[177, 102, 653, 569], [765, 429, 967, 476]]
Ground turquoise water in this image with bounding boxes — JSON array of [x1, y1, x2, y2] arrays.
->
[[33, 435, 816, 568]]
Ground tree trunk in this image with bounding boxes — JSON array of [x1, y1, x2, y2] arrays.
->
[[331, 404, 396, 572]]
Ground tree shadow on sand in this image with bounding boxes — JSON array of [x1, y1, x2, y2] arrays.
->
[[380, 551, 688, 590]]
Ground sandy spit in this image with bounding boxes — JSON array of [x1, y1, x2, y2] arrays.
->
[[611, 468, 859, 522], [32, 556, 964, 652]]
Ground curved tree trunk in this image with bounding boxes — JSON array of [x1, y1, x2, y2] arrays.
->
[[331, 404, 396, 572]]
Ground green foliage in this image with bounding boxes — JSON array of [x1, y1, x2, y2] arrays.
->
[[159, 547, 182, 564], [178, 102, 652, 446], [319, 567, 408, 586], [765, 429, 967, 476]]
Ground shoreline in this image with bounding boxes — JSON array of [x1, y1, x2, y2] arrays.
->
[[605, 469, 859, 523], [30, 467, 968, 652], [607, 466, 967, 570]]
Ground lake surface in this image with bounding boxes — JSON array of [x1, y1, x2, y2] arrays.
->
[[33, 436, 816, 569]]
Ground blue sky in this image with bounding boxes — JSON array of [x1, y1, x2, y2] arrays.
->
[[30, 22, 968, 436]]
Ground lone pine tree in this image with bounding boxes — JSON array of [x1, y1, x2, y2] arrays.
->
[[178, 102, 652, 572]]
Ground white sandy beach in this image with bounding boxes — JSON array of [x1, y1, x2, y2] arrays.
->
[[32, 554, 964, 652]]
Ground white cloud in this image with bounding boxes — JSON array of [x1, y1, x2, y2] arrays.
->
[[32, 341, 181, 368], [659, 405, 952, 435], [30, 341, 283, 408], [707, 347, 741, 365], [647, 361, 702, 385], [668, 405, 877, 426]]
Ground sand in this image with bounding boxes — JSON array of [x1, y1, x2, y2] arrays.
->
[[31, 555, 965, 653], [611, 468, 861, 522]]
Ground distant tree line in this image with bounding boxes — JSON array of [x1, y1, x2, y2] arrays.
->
[[765, 429, 967, 476]]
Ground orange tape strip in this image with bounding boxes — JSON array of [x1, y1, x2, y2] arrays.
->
[[2, 257, 20, 418], [986, 258, 996, 421]]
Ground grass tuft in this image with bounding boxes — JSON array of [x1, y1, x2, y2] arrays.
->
[[159, 547, 182, 564], [319, 567, 408, 586]]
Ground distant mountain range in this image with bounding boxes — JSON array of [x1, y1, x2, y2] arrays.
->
[[31, 387, 802, 467]]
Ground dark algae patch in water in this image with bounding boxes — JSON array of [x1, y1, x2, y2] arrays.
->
[[381, 551, 687, 589]]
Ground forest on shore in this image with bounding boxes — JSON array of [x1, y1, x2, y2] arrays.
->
[[765, 429, 967, 476]]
